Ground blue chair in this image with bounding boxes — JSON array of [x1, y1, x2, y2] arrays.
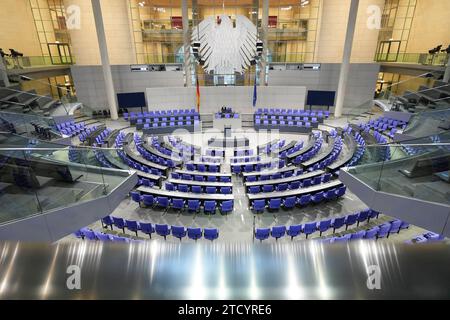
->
[[178, 184, 189, 192], [302, 222, 316, 239], [283, 196, 296, 209], [204, 200, 216, 214], [204, 228, 219, 241], [220, 186, 232, 194], [209, 165, 219, 173], [171, 226, 187, 241], [388, 220, 402, 236], [252, 199, 266, 214], [249, 186, 260, 194], [81, 228, 96, 240], [191, 185, 202, 193], [317, 219, 331, 236], [324, 188, 337, 201], [155, 224, 171, 240], [377, 223, 391, 239], [302, 179, 312, 187], [165, 183, 175, 191], [142, 194, 154, 207], [95, 232, 111, 242], [287, 225, 302, 240], [276, 183, 288, 192], [207, 176, 217, 182], [101, 216, 114, 230], [268, 198, 281, 211], [113, 217, 126, 233], [364, 227, 379, 240], [263, 185, 274, 193], [332, 216, 346, 232], [130, 191, 142, 207], [172, 198, 185, 212], [206, 186, 216, 194], [357, 210, 369, 226], [367, 209, 380, 222], [298, 194, 311, 206], [400, 221, 410, 230], [313, 176, 322, 185], [194, 175, 204, 182], [322, 173, 332, 183], [232, 165, 241, 174], [220, 200, 234, 215], [156, 196, 170, 209], [220, 176, 231, 182], [125, 220, 140, 236], [350, 230, 366, 240], [255, 228, 270, 242], [140, 222, 154, 238], [345, 213, 358, 230], [187, 227, 202, 241], [335, 186, 347, 198], [311, 191, 324, 204], [186, 163, 195, 171], [289, 181, 300, 189], [187, 199, 200, 213], [271, 226, 286, 240]]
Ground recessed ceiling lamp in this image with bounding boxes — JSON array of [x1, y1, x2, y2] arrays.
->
[[281, 6, 292, 11]]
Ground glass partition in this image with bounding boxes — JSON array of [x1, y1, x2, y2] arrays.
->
[[347, 131, 450, 205], [0, 133, 133, 225]]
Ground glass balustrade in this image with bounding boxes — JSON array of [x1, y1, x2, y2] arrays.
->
[[374, 52, 449, 66], [2, 55, 75, 70], [0, 132, 133, 225]]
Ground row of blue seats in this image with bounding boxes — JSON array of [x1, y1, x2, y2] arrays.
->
[[186, 163, 220, 172], [166, 136, 196, 155], [130, 191, 234, 215], [251, 186, 347, 213], [255, 108, 330, 118], [58, 121, 86, 136], [231, 160, 285, 174], [291, 135, 324, 165], [126, 109, 199, 118], [117, 149, 164, 176], [171, 172, 231, 182], [166, 183, 232, 194], [256, 115, 322, 122], [321, 219, 410, 243], [138, 119, 200, 128], [134, 136, 177, 168], [94, 149, 113, 168], [254, 209, 382, 241], [347, 130, 366, 167], [75, 228, 142, 243], [309, 136, 343, 171], [100, 216, 219, 241], [247, 173, 332, 194], [244, 168, 306, 182], [93, 128, 112, 145], [255, 119, 315, 128], [78, 125, 99, 142], [260, 140, 286, 154]]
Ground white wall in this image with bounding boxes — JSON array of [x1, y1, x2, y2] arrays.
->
[[145, 86, 307, 114]]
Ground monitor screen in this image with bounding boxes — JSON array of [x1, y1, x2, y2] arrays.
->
[[306, 90, 336, 107], [117, 92, 146, 108]]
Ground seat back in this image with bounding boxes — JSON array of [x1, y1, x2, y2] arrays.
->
[[287, 224, 302, 237], [188, 199, 200, 210], [171, 226, 186, 238], [155, 224, 170, 236], [255, 228, 270, 240], [187, 227, 202, 240], [125, 220, 138, 231], [204, 228, 219, 240], [269, 198, 281, 209], [271, 226, 286, 238], [140, 222, 154, 234], [113, 217, 125, 228]]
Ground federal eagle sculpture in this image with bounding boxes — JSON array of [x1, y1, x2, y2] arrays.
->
[[191, 14, 258, 75]]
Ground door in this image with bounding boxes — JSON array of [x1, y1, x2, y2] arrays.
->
[[47, 43, 73, 65], [375, 40, 401, 62]]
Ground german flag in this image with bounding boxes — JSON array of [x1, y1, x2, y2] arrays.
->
[[196, 75, 200, 113]]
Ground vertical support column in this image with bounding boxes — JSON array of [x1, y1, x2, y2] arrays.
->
[[91, 0, 118, 120], [444, 56, 450, 83], [259, 0, 269, 86], [182, 0, 192, 87], [334, 0, 360, 118]]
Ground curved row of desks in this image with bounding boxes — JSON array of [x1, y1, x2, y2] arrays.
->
[[173, 168, 232, 178], [244, 170, 325, 188], [136, 186, 234, 202], [286, 133, 317, 161], [246, 179, 343, 203], [327, 133, 357, 172], [301, 135, 336, 168]]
